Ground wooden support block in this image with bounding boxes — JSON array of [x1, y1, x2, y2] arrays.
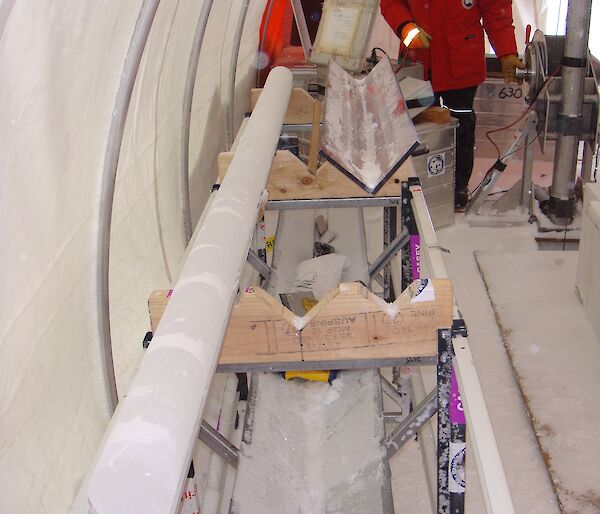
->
[[413, 106, 451, 125], [251, 87, 318, 125], [148, 279, 453, 367], [148, 289, 172, 333], [218, 150, 412, 200]]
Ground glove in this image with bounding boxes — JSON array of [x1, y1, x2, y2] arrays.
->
[[399, 22, 432, 50], [500, 54, 525, 83]]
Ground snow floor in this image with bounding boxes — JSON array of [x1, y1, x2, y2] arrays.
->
[[231, 371, 391, 514], [476, 250, 600, 513], [431, 204, 600, 513]]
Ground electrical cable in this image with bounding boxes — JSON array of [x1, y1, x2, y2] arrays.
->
[[484, 69, 560, 159], [468, 131, 541, 200], [468, 69, 560, 200], [372, 47, 389, 57]]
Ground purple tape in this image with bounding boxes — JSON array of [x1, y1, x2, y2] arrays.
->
[[410, 235, 421, 279], [450, 367, 466, 424]]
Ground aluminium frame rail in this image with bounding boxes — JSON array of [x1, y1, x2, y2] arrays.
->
[[408, 180, 516, 513]]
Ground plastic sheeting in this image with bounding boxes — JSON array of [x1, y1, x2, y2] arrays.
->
[[0, 1, 266, 512]]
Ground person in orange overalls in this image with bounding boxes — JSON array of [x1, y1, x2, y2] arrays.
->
[[381, 0, 524, 208]]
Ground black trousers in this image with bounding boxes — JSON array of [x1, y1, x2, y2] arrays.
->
[[434, 86, 478, 192]]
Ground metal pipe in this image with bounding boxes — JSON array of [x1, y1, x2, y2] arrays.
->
[[381, 376, 406, 408], [198, 421, 239, 468], [256, 0, 276, 87], [180, 0, 215, 243], [88, 67, 293, 514], [410, 372, 437, 514], [581, 140, 596, 183], [548, 93, 597, 104], [385, 388, 437, 458], [96, 0, 162, 412], [225, 0, 251, 150], [549, 0, 593, 222], [290, 0, 312, 60]]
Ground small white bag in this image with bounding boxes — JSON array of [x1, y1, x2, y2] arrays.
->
[[293, 253, 350, 300]]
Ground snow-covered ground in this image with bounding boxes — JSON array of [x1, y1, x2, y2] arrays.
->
[[431, 202, 599, 513]]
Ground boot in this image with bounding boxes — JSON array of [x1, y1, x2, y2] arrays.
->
[[455, 188, 469, 210]]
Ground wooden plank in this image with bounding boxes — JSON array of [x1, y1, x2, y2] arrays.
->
[[251, 87, 318, 125], [148, 289, 172, 333], [218, 150, 411, 200], [413, 106, 452, 125], [149, 279, 453, 365]]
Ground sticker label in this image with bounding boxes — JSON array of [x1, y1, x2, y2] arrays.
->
[[410, 279, 435, 303], [449, 442, 466, 493], [427, 153, 446, 177], [410, 235, 421, 279], [265, 235, 275, 253], [450, 367, 466, 424]]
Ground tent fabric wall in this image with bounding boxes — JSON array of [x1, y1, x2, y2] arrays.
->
[[0, 2, 141, 512], [109, 0, 267, 397], [0, 0, 266, 512]]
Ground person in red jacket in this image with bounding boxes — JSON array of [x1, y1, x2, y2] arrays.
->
[[381, 0, 524, 208]]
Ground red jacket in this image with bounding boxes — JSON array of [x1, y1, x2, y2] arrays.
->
[[380, 0, 517, 92]]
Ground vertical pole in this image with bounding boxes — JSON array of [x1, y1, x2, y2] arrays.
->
[[437, 329, 453, 514], [449, 367, 466, 513], [290, 0, 312, 61], [401, 179, 436, 512], [383, 206, 397, 301], [438, 328, 466, 513], [520, 126, 535, 211], [581, 140, 596, 184], [548, 0, 593, 223]]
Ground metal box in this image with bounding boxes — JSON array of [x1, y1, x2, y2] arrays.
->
[[413, 119, 458, 228], [474, 78, 555, 161]]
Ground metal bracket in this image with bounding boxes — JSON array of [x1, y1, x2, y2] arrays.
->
[[142, 331, 153, 349], [383, 412, 404, 424], [198, 421, 239, 469], [368, 228, 410, 278], [466, 111, 538, 216], [385, 388, 437, 458], [247, 249, 272, 280], [451, 319, 468, 338], [437, 328, 466, 514], [381, 376, 407, 409], [556, 114, 584, 136]]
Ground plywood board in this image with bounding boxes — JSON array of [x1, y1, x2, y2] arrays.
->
[[149, 279, 453, 366], [218, 149, 411, 200]]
